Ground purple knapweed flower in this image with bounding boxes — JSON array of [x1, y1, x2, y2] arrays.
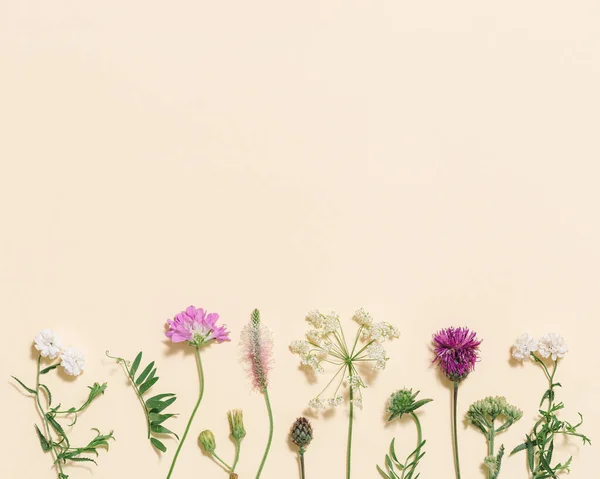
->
[[432, 327, 481, 382], [166, 305, 230, 346]]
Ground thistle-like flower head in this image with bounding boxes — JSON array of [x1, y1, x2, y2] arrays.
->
[[240, 309, 274, 391], [432, 326, 481, 382], [290, 308, 399, 410], [227, 409, 246, 442], [387, 388, 433, 421], [166, 305, 230, 346], [198, 430, 216, 453], [290, 417, 313, 451]]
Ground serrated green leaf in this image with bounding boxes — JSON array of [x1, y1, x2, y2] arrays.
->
[[46, 414, 66, 439], [39, 384, 52, 406], [12, 376, 36, 395], [34, 424, 51, 452]]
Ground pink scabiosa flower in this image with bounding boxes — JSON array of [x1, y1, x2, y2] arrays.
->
[[432, 326, 481, 479], [239, 309, 274, 478], [166, 305, 230, 346], [165, 305, 230, 479]]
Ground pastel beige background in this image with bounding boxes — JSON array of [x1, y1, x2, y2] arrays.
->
[[1, 1, 599, 478]]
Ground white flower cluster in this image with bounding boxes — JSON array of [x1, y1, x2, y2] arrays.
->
[[367, 343, 388, 370], [512, 333, 568, 362], [292, 308, 400, 412], [34, 329, 85, 377]]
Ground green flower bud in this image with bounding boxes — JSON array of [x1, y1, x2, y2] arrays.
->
[[227, 409, 246, 442], [387, 388, 433, 421], [198, 430, 216, 453]]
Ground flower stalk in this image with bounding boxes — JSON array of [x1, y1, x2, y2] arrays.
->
[[291, 308, 399, 479]]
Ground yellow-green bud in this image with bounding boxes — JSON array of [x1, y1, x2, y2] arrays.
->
[[227, 409, 246, 442], [198, 430, 216, 453]]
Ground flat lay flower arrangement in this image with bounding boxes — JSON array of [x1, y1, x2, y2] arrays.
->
[[11, 308, 592, 479]]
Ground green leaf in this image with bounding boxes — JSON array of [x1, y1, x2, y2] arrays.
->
[[135, 361, 155, 385], [151, 437, 167, 452], [139, 376, 159, 395], [526, 437, 535, 472], [34, 424, 51, 452], [39, 384, 52, 406], [149, 413, 175, 425], [150, 423, 177, 437], [130, 352, 142, 378], [12, 376, 36, 395], [40, 364, 59, 375], [46, 414, 66, 439], [147, 396, 176, 412]]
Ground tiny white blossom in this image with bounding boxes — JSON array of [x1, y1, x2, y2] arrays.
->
[[351, 398, 363, 409], [327, 394, 343, 407], [362, 322, 400, 343], [352, 308, 373, 327], [60, 347, 85, 376], [538, 333, 568, 361], [290, 340, 311, 355], [34, 329, 63, 359], [309, 397, 325, 409], [305, 310, 323, 328], [323, 311, 340, 333], [367, 343, 388, 370], [301, 354, 324, 374], [512, 334, 538, 361], [347, 374, 362, 391]]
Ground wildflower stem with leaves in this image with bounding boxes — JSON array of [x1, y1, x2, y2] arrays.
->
[[290, 308, 399, 479], [12, 330, 113, 479], [510, 334, 591, 478], [164, 305, 230, 479], [377, 388, 433, 479]]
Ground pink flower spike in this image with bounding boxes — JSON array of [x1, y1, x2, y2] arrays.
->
[[240, 309, 274, 391], [166, 305, 230, 347]]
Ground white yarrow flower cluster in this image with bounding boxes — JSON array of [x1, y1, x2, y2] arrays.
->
[[291, 308, 399, 411], [511, 333, 567, 362], [33, 329, 85, 377]]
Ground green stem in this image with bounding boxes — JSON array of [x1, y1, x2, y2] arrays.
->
[[404, 412, 424, 479], [453, 381, 461, 479], [231, 439, 241, 472], [212, 451, 233, 472], [347, 386, 354, 479], [255, 387, 273, 478], [488, 420, 495, 479], [300, 450, 306, 479], [166, 346, 204, 479], [34, 356, 65, 477]]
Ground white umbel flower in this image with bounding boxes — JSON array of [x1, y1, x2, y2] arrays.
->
[[537, 333, 568, 361], [512, 333, 538, 361], [60, 347, 85, 376], [34, 329, 63, 359]]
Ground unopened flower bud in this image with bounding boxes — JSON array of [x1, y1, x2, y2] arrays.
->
[[290, 417, 313, 452], [227, 409, 246, 442], [198, 430, 216, 453]]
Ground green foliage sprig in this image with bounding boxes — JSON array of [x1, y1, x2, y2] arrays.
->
[[106, 351, 178, 453], [12, 356, 113, 479], [466, 396, 523, 479], [377, 388, 433, 479]]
